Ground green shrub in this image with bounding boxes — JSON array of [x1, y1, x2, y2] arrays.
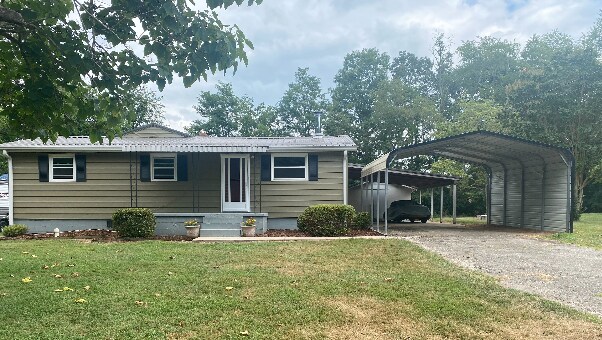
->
[[297, 204, 356, 236], [112, 208, 156, 238], [353, 212, 372, 230], [2, 224, 28, 237]]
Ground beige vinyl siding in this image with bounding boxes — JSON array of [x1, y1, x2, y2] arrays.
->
[[11, 152, 222, 220], [11, 151, 345, 221], [253, 152, 344, 218], [12, 153, 132, 219]]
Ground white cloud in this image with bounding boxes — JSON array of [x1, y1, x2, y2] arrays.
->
[[154, 0, 601, 130]]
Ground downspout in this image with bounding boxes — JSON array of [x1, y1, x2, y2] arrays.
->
[[343, 150, 348, 205], [2, 150, 14, 225]]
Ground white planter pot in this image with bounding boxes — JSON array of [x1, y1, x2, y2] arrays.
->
[[241, 225, 256, 237], [185, 225, 200, 238]]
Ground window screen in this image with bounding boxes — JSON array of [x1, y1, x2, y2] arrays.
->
[[152, 156, 176, 180], [272, 155, 307, 180], [50, 156, 75, 181]]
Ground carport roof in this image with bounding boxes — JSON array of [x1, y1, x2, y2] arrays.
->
[[349, 164, 457, 189], [361, 130, 574, 177]]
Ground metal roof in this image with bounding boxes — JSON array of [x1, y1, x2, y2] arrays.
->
[[362, 131, 573, 177], [0, 135, 357, 153], [348, 163, 458, 189]]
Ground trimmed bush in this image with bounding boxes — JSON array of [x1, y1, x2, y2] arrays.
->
[[353, 212, 372, 230], [112, 208, 156, 238], [298, 204, 356, 237], [2, 224, 28, 237]]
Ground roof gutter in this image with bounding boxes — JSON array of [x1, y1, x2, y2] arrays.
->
[[1, 150, 13, 225], [267, 147, 357, 152], [1, 147, 122, 152]]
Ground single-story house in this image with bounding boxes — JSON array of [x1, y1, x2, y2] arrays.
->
[[0, 124, 356, 236]]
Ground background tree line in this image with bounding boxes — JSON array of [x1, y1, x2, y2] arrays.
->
[[189, 15, 602, 218], [0, 1, 599, 218]]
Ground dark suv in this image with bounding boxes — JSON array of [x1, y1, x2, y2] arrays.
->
[[386, 200, 431, 223]]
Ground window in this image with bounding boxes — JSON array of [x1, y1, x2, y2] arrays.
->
[[151, 154, 177, 181], [272, 154, 308, 181], [49, 155, 76, 182]]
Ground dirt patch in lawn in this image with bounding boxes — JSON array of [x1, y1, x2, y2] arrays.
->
[[320, 296, 422, 339]]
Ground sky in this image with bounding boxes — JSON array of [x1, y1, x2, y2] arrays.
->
[[156, 0, 602, 131]]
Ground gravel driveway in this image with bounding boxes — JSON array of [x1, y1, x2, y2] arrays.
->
[[388, 223, 602, 317]]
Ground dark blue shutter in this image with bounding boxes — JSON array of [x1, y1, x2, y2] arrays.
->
[[177, 153, 188, 181], [308, 154, 318, 181], [261, 154, 271, 181], [140, 154, 150, 182], [38, 155, 49, 182], [75, 154, 86, 182]]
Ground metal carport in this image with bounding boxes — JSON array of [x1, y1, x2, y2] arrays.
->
[[361, 131, 574, 233]]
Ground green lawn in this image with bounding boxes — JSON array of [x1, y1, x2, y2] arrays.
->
[[0, 239, 600, 339], [442, 216, 487, 225], [547, 213, 602, 249]]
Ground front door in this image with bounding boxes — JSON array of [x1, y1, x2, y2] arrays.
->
[[221, 155, 250, 212]]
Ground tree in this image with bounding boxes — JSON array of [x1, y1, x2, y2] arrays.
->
[[370, 79, 439, 170], [331, 48, 390, 122], [390, 51, 435, 97], [188, 82, 247, 137], [238, 103, 283, 137], [454, 36, 521, 104], [329, 48, 390, 163], [121, 87, 166, 130], [188, 82, 281, 137], [277, 68, 328, 136], [431, 33, 455, 118], [0, 0, 261, 141], [507, 30, 602, 217]]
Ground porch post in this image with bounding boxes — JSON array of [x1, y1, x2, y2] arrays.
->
[[419, 190, 422, 204]]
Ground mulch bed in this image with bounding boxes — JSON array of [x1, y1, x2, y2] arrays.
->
[[2, 228, 382, 241], [259, 229, 382, 237], [1, 229, 194, 242]]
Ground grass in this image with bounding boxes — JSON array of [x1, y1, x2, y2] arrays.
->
[[0, 239, 600, 339], [441, 216, 487, 225], [547, 213, 602, 250]]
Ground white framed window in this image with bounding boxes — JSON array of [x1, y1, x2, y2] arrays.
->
[[271, 153, 308, 181], [49, 154, 76, 182], [151, 154, 177, 181]]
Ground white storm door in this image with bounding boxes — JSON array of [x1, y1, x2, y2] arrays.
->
[[221, 155, 250, 212]]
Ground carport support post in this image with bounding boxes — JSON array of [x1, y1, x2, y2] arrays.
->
[[384, 168, 388, 235], [419, 190, 422, 204], [376, 171, 381, 233], [440, 187, 444, 223], [360, 176, 364, 212], [430, 188, 434, 222], [370, 173, 374, 228], [452, 183, 457, 224]]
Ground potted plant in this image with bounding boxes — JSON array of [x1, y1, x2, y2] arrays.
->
[[241, 217, 256, 237], [184, 219, 200, 237]]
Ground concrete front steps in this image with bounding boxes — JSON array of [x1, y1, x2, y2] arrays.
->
[[154, 213, 267, 237], [199, 214, 243, 237]]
